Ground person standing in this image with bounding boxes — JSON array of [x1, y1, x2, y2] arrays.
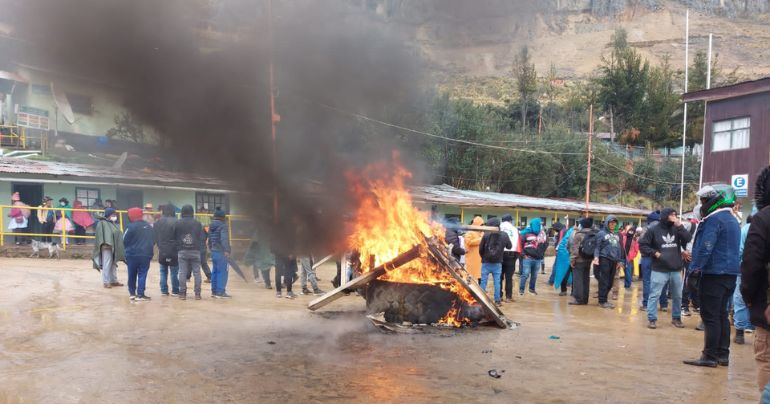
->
[[244, 228, 274, 289], [71, 200, 95, 245], [733, 215, 755, 344], [519, 218, 547, 296], [741, 166, 770, 391], [92, 208, 125, 288], [499, 214, 521, 302], [123, 207, 155, 301], [479, 217, 512, 306], [8, 192, 31, 245], [273, 253, 297, 299], [208, 207, 232, 299], [639, 208, 691, 329], [639, 211, 669, 311], [464, 216, 485, 284], [568, 218, 595, 305], [37, 196, 55, 243], [592, 216, 623, 309], [684, 184, 741, 368], [142, 203, 156, 226], [619, 224, 639, 290], [154, 204, 180, 296], [553, 223, 576, 296], [174, 205, 204, 300]]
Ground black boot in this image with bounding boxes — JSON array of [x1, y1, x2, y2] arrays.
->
[[683, 355, 718, 368], [735, 329, 745, 345]]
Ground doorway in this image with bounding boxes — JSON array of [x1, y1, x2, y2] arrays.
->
[[12, 182, 44, 236]]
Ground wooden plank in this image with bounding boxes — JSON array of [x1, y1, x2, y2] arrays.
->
[[311, 254, 334, 270], [423, 235, 512, 329], [457, 224, 499, 232], [307, 245, 421, 311]]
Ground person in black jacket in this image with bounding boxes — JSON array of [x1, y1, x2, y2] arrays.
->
[[123, 207, 155, 301], [208, 207, 232, 299], [741, 166, 770, 391], [639, 208, 691, 329], [173, 205, 204, 300], [592, 215, 623, 309], [479, 217, 512, 306], [444, 217, 466, 262], [154, 204, 179, 296]]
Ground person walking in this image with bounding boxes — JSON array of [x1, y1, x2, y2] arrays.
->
[[499, 214, 521, 302], [684, 184, 741, 368], [123, 207, 155, 301], [519, 218, 547, 296], [155, 204, 180, 296], [174, 205, 204, 300], [593, 216, 623, 309], [464, 216, 485, 284], [208, 207, 232, 299], [92, 208, 124, 288], [639, 208, 691, 329], [479, 217, 512, 306], [37, 196, 55, 243], [568, 218, 595, 305]]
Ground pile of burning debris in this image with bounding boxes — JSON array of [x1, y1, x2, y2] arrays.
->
[[307, 161, 513, 330]]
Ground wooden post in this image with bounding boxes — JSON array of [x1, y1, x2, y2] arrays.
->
[[460, 207, 465, 224], [515, 209, 519, 226], [585, 104, 593, 216]]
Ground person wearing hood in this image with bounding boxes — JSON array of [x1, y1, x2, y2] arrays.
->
[[71, 200, 95, 245], [37, 196, 55, 243], [741, 166, 770, 389], [93, 207, 125, 288], [548, 220, 567, 284], [639, 210, 669, 311], [123, 207, 155, 301], [500, 214, 521, 302], [619, 224, 640, 290], [208, 207, 232, 299], [174, 204, 204, 300], [8, 191, 31, 245], [519, 218, 548, 296], [592, 215, 623, 309], [684, 184, 740, 368], [568, 217, 595, 305], [155, 204, 180, 296], [553, 222, 576, 296], [479, 217, 511, 306], [444, 217, 466, 262], [463, 216, 485, 282], [639, 208, 691, 329]]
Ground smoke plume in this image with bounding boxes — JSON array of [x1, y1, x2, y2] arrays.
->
[[15, 0, 427, 252]]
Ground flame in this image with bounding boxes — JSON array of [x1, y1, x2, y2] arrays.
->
[[347, 157, 475, 326]]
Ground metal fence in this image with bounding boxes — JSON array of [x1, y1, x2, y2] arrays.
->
[[0, 205, 253, 250]]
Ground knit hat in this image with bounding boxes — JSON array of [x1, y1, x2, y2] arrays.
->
[[104, 207, 116, 218], [213, 207, 226, 219], [11, 192, 20, 201], [127, 207, 143, 222], [579, 217, 594, 229]]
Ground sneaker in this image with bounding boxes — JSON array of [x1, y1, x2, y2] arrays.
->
[[558, 291, 567, 297], [600, 302, 615, 309], [735, 330, 745, 345], [495, 301, 503, 307], [265, 285, 273, 290], [529, 289, 538, 296], [195, 294, 202, 300], [286, 292, 297, 299], [218, 293, 232, 299], [313, 289, 325, 296], [682, 308, 691, 317], [648, 320, 657, 329], [300, 288, 312, 295], [692, 307, 700, 314], [672, 319, 685, 328], [129, 295, 136, 301], [161, 292, 170, 296], [170, 292, 179, 297], [660, 307, 668, 312], [276, 292, 283, 298], [135, 295, 150, 301]]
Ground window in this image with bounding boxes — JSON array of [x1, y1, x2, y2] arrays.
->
[[520, 216, 528, 227], [76, 187, 101, 208], [195, 192, 228, 214], [66, 92, 93, 115], [712, 117, 750, 152]]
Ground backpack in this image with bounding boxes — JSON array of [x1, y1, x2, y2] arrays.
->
[[579, 231, 598, 259], [483, 233, 504, 259]]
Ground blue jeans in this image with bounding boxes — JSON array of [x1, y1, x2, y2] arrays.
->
[[733, 275, 754, 331], [159, 264, 179, 294], [211, 251, 229, 295], [647, 271, 682, 321], [641, 257, 668, 308], [624, 260, 634, 288], [126, 256, 151, 297], [520, 258, 542, 293], [480, 262, 502, 303]]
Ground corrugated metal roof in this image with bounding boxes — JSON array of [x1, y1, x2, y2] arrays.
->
[[412, 184, 648, 217], [0, 157, 228, 187]]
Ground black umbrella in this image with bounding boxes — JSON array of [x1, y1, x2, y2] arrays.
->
[[227, 257, 248, 282]]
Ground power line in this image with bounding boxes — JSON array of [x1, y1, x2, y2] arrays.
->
[[593, 155, 698, 186]]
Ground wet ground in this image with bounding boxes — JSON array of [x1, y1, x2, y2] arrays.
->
[[0, 257, 759, 403]]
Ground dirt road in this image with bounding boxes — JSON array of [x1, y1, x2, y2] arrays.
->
[[0, 258, 759, 403]]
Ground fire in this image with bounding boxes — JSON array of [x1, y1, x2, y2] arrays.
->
[[347, 157, 475, 326]]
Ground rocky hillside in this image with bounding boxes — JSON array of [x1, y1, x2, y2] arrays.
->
[[350, 0, 770, 100]]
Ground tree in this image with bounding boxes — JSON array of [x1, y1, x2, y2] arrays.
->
[[641, 55, 680, 147], [512, 46, 538, 133], [107, 112, 146, 143], [686, 50, 721, 145]]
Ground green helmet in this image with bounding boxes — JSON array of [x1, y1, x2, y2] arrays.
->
[[696, 184, 736, 217]]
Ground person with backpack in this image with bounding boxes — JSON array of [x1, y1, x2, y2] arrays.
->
[[638, 208, 691, 329], [519, 218, 548, 296], [568, 217, 595, 305], [684, 184, 741, 368], [592, 215, 623, 309], [499, 214, 521, 302], [479, 217, 512, 306]]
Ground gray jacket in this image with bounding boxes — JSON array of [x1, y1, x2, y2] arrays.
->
[[594, 215, 623, 262]]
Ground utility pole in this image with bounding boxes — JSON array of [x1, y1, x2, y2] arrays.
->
[[679, 9, 689, 214], [585, 104, 593, 216], [267, 0, 281, 224]]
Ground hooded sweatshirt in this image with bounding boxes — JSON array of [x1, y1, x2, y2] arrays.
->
[[123, 207, 155, 258], [173, 205, 204, 252], [154, 204, 178, 265], [741, 166, 770, 330], [500, 214, 521, 254], [520, 218, 548, 260], [638, 208, 691, 272], [594, 215, 622, 261], [208, 216, 231, 254], [479, 217, 512, 263]]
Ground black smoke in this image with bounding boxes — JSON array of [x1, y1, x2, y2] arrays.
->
[[15, 0, 428, 253]]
